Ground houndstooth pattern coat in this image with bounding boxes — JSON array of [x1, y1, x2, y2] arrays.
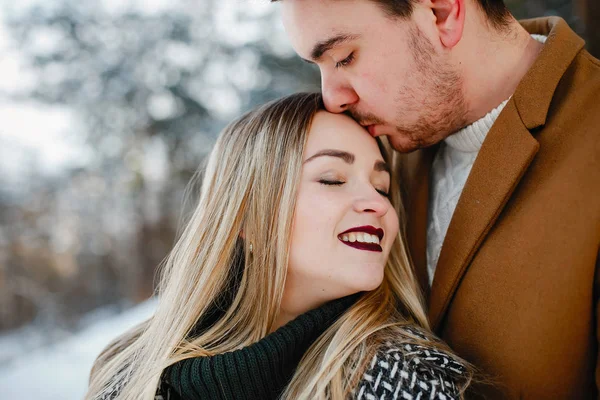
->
[[353, 341, 466, 400]]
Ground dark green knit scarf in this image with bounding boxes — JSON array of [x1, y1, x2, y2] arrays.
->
[[163, 293, 360, 400]]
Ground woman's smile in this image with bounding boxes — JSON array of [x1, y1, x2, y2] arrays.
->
[[337, 225, 384, 252]]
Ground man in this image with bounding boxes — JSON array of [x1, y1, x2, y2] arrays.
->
[[275, 0, 600, 398]]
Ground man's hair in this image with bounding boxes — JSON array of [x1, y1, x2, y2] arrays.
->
[[273, 0, 511, 30]]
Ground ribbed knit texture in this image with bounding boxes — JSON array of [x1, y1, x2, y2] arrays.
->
[[426, 34, 548, 285], [164, 293, 360, 400]]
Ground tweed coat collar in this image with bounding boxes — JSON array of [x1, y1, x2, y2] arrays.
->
[[404, 17, 586, 331]]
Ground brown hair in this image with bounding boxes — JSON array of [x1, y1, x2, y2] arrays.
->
[[272, 0, 511, 30]]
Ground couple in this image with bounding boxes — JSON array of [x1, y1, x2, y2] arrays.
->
[[87, 0, 600, 399]]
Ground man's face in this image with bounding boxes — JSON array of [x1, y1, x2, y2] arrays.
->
[[281, 0, 468, 153]]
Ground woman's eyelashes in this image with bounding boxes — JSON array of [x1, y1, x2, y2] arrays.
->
[[318, 179, 344, 186], [317, 178, 390, 198], [334, 52, 355, 69], [376, 189, 390, 198]]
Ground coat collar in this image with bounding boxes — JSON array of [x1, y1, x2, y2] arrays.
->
[[406, 17, 586, 330], [515, 17, 585, 129]]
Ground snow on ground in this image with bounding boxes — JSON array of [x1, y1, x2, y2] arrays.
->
[[0, 298, 156, 400]]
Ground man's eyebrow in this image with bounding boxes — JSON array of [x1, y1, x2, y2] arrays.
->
[[304, 149, 355, 164], [310, 33, 359, 61]]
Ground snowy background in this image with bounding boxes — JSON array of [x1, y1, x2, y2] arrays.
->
[[0, 0, 319, 398], [0, 0, 595, 399], [0, 298, 156, 399]]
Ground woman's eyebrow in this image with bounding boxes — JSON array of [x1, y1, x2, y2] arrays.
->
[[303, 150, 389, 173], [304, 149, 355, 164], [374, 160, 390, 173]]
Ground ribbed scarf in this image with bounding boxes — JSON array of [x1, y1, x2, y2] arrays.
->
[[163, 293, 360, 400]]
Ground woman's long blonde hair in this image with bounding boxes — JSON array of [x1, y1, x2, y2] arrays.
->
[[86, 92, 470, 400]]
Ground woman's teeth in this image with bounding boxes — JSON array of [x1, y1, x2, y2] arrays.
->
[[341, 233, 380, 244]]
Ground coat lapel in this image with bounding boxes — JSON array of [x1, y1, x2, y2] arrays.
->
[[427, 17, 585, 331], [428, 102, 539, 330]]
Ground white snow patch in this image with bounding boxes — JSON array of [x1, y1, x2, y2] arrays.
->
[[0, 298, 157, 400]]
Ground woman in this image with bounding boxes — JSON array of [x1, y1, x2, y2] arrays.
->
[[86, 93, 472, 400]]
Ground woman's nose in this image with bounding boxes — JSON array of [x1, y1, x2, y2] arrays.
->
[[352, 188, 390, 216]]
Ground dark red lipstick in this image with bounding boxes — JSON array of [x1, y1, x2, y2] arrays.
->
[[340, 226, 384, 240], [338, 225, 384, 253]]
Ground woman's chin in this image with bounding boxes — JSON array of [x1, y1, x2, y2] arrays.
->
[[359, 279, 384, 292], [345, 270, 385, 293]]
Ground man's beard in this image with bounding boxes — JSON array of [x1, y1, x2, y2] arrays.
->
[[349, 24, 468, 153]]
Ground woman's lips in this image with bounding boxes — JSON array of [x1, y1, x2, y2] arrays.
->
[[338, 225, 384, 253]]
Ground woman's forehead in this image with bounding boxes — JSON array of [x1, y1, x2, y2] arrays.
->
[[304, 111, 384, 161]]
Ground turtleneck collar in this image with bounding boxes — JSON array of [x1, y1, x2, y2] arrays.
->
[[444, 34, 548, 153], [164, 293, 360, 400], [445, 98, 510, 152]]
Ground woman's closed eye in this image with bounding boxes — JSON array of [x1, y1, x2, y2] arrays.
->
[[319, 179, 390, 198], [319, 179, 345, 186], [376, 188, 390, 198]]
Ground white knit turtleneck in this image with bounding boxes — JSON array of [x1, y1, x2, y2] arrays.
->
[[426, 34, 547, 285]]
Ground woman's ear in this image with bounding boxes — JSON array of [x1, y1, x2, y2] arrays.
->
[[431, 0, 466, 49]]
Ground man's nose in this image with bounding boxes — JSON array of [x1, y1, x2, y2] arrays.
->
[[321, 73, 358, 114]]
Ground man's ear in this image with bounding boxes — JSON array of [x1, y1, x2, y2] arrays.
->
[[431, 0, 465, 49]]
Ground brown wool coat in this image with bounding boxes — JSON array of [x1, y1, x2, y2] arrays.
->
[[398, 17, 600, 399]]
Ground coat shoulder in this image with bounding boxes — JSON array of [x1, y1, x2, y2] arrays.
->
[[559, 48, 600, 128], [353, 328, 468, 399]]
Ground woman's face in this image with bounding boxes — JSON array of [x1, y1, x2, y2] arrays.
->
[[284, 111, 399, 315]]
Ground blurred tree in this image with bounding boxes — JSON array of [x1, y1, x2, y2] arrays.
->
[[0, 0, 319, 333]]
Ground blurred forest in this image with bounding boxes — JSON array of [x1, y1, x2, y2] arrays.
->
[[0, 0, 597, 350]]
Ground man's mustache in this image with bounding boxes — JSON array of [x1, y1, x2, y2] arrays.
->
[[343, 108, 385, 126]]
